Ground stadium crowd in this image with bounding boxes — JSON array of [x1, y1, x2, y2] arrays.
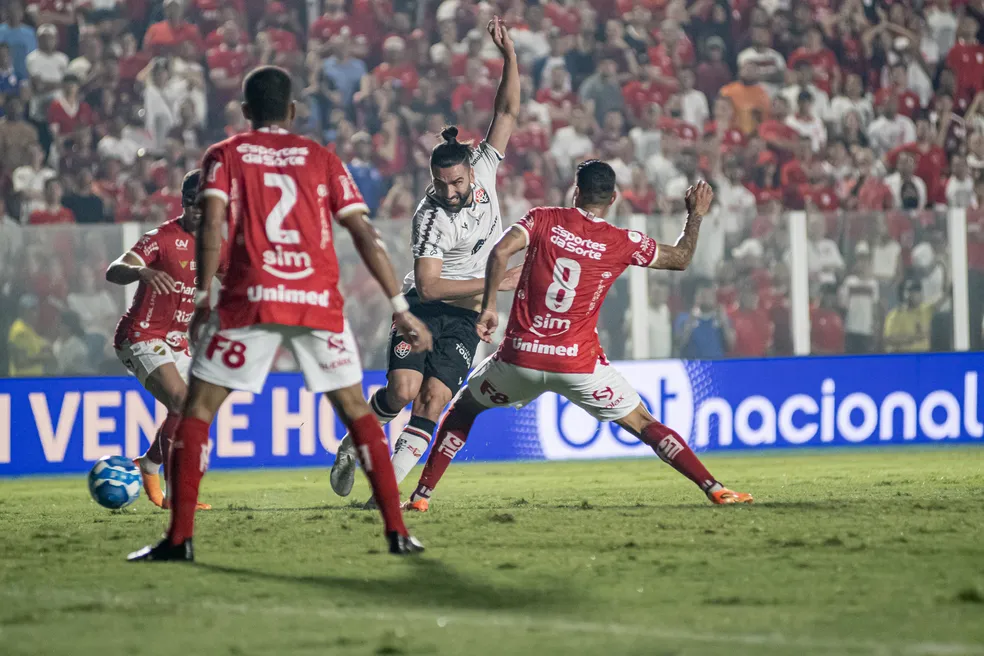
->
[[1, 0, 983, 376]]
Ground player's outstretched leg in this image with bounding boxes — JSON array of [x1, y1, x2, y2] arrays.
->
[[328, 384, 423, 555], [405, 390, 486, 512], [128, 378, 229, 562], [617, 404, 753, 504], [330, 384, 409, 497], [134, 412, 180, 508]]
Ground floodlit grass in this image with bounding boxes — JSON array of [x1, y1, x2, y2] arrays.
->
[[1, 449, 983, 655]]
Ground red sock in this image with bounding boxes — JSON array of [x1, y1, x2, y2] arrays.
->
[[146, 412, 181, 465], [411, 404, 477, 502], [348, 413, 407, 536], [641, 421, 717, 491], [166, 417, 210, 545]]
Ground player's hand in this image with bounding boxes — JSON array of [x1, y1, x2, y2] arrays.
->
[[138, 267, 178, 294], [487, 16, 515, 57], [394, 311, 433, 353], [685, 180, 714, 216], [498, 265, 524, 291], [476, 308, 499, 344]]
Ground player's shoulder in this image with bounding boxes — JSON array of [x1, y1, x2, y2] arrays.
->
[[412, 194, 450, 223], [204, 133, 242, 157]]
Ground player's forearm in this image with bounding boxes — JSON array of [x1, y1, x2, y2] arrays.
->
[[652, 210, 704, 271], [493, 49, 521, 120], [349, 219, 404, 299], [105, 262, 143, 285], [196, 219, 222, 293], [417, 276, 487, 303], [480, 247, 510, 314]]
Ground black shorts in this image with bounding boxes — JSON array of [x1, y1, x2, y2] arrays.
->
[[387, 290, 480, 393]]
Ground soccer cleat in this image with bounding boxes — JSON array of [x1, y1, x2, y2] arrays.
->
[[387, 532, 425, 555], [708, 488, 754, 505], [134, 457, 166, 508], [329, 434, 358, 497], [401, 498, 429, 513], [363, 496, 377, 511], [127, 538, 194, 562]]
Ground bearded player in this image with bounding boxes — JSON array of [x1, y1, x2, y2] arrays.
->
[[330, 16, 522, 503], [107, 169, 216, 511], [402, 166, 754, 511], [128, 66, 432, 562]]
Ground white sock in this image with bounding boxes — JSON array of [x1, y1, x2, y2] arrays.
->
[[138, 454, 160, 475], [391, 425, 431, 484]]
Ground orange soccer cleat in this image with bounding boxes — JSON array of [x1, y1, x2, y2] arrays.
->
[[134, 457, 166, 508], [708, 487, 754, 505], [401, 498, 429, 513]]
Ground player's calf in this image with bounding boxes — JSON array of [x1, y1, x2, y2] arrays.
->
[[408, 391, 485, 505], [331, 386, 410, 497]]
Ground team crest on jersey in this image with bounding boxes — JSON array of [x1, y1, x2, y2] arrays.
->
[[394, 341, 412, 359], [473, 186, 490, 204]]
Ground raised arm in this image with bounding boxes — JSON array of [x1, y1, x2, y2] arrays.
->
[[484, 16, 520, 155], [649, 181, 714, 271], [339, 211, 433, 353], [477, 225, 528, 343]]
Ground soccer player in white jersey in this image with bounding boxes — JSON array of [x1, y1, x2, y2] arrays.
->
[[330, 17, 523, 501], [401, 164, 754, 511]]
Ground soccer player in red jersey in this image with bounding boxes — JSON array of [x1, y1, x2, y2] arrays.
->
[[128, 66, 432, 561], [403, 166, 754, 512], [107, 169, 216, 511]]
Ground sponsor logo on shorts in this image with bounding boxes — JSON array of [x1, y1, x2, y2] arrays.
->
[[455, 342, 471, 362], [549, 225, 607, 260], [247, 284, 330, 307], [320, 358, 353, 371], [394, 341, 412, 359], [510, 337, 579, 357], [325, 335, 347, 352]]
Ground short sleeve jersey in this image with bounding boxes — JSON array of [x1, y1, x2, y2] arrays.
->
[[403, 141, 504, 292], [498, 207, 659, 374], [201, 127, 368, 332], [113, 218, 199, 353]]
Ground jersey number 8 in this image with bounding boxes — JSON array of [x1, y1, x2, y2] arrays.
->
[[545, 257, 581, 313]]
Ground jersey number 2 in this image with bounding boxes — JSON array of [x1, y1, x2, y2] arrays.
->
[[545, 257, 581, 313], [264, 173, 299, 245]]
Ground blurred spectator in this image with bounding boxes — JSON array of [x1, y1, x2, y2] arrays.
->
[[674, 278, 735, 359], [871, 215, 903, 304], [25, 23, 67, 116], [911, 228, 949, 306], [53, 310, 93, 374], [7, 294, 52, 376], [12, 142, 56, 219], [550, 105, 594, 179], [811, 273, 845, 355], [47, 74, 94, 145], [0, 42, 27, 95], [830, 73, 874, 127], [883, 278, 934, 353], [867, 96, 917, 157], [804, 213, 845, 277], [737, 25, 785, 97], [62, 169, 105, 223], [728, 282, 773, 357], [144, 0, 203, 57], [28, 178, 74, 225], [694, 36, 731, 102], [786, 90, 827, 153], [322, 32, 367, 110], [838, 242, 880, 353], [637, 278, 672, 359], [579, 58, 625, 124], [0, 96, 40, 173], [66, 266, 116, 341], [718, 62, 770, 136], [942, 154, 978, 208], [347, 131, 384, 216], [885, 152, 928, 209], [678, 68, 708, 128], [0, 2, 36, 79], [781, 60, 830, 122]]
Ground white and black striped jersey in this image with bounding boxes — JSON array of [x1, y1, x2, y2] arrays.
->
[[403, 141, 504, 293]]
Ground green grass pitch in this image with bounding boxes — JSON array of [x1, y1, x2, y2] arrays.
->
[[1, 449, 983, 656]]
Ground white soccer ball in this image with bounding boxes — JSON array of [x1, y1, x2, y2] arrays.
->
[[87, 456, 141, 510]]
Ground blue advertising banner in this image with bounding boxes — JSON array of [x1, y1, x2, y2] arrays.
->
[[1, 352, 981, 476]]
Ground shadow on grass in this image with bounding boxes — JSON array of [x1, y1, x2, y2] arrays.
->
[[193, 557, 576, 613]]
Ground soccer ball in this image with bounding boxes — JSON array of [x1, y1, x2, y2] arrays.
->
[[87, 455, 141, 510]]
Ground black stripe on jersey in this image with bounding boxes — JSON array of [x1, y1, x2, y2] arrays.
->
[[418, 204, 438, 251]]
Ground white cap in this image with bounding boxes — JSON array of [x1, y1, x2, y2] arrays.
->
[[855, 240, 871, 256], [37, 23, 57, 36], [383, 35, 405, 51], [911, 242, 934, 269]]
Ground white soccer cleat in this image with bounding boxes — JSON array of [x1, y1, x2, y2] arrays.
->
[[329, 434, 358, 497]]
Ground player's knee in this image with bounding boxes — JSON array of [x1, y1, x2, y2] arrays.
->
[[386, 378, 419, 409]]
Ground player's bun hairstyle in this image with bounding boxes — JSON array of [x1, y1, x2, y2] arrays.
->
[[181, 169, 202, 207], [430, 126, 472, 169], [243, 66, 292, 123], [575, 159, 617, 206]]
